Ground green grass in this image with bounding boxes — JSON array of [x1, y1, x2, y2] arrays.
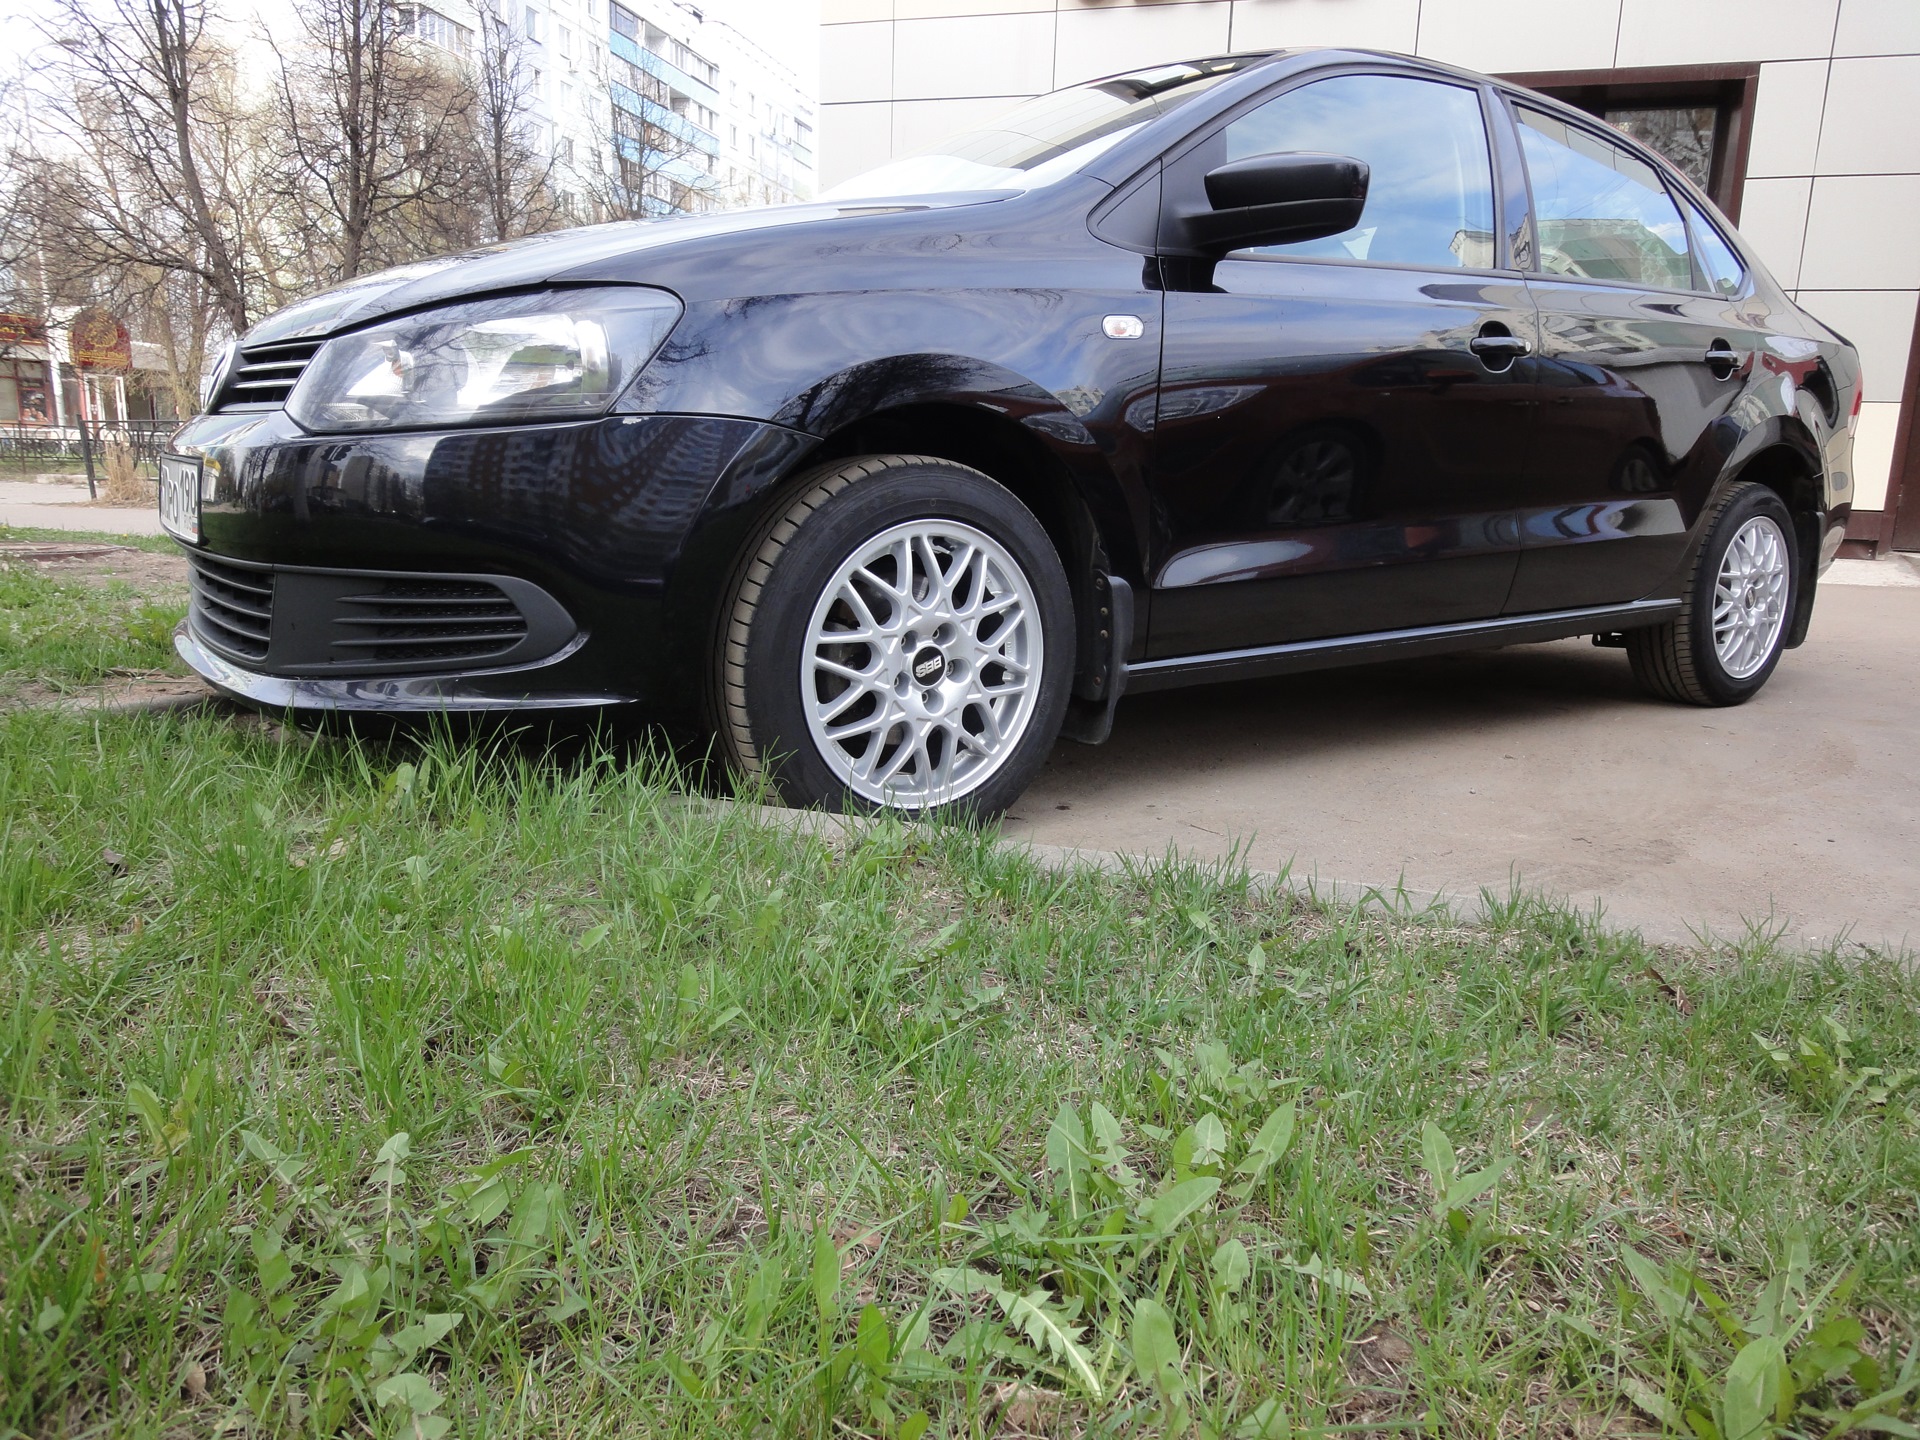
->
[[0, 525, 183, 556], [0, 558, 185, 698], [1, 709, 1915, 1438]]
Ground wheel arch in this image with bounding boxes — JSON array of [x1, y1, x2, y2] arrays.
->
[[666, 369, 1145, 704], [1713, 422, 1828, 647], [786, 399, 1131, 702]]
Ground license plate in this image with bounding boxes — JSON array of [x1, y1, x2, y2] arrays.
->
[[158, 454, 202, 544]]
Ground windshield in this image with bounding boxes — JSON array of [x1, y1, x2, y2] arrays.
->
[[820, 57, 1257, 201]]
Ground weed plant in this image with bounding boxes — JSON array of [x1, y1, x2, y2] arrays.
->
[[0, 710, 1915, 1437]]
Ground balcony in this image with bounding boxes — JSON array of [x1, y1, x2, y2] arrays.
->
[[607, 31, 718, 110], [609, 85, 721, 157]]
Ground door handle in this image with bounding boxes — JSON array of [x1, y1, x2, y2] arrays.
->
[[1469, 332, 1531, 369], [1704, 341, 1740, 378]]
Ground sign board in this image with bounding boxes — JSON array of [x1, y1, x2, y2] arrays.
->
[[68, 307, 132, 369], [0, 313, 47, 346]]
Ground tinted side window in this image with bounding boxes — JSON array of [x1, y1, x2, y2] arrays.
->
[[1682, 196, 1746, 296], [1220, 75, 1496, 269], [1517, 107, 1692, 290]]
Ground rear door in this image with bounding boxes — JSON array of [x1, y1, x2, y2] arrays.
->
[[1145, 70, 1537, 657], [1505, 102, 1766, 613]]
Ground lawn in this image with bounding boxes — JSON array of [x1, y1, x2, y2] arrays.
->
[[2, 709, 1917, 1439], [0, 576, 1915, 1439], [0, 527, 187, 699]]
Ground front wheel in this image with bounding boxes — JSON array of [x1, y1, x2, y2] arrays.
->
[[713, 454, 1075, 818], [1627, 480, 1798, 706]]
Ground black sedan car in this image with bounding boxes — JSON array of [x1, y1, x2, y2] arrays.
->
[[162, 49, 1863, 817]]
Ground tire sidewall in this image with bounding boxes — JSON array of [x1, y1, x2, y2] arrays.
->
[[1686, 485, 1799, 704], [737, 463, 1075, 818]]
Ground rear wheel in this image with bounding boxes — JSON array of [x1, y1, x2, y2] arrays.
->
[[1627, 481, 1798, 706], [713, 454, 1074, 817]]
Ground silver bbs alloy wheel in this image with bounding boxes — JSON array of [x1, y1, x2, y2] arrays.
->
[[801, 519, 1042, 806], [1712, 515, 1790, 680]]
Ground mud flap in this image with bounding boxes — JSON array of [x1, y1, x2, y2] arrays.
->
[[1058, 574, 1132, 746]]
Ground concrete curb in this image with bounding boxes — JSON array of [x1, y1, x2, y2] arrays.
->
[[44, 685, 221, 716], [677, 795, 1913, 960], [681, 796, 1568, 942]]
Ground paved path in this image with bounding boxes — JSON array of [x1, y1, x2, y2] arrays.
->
[[0, 480, 164, 536], [1010, 558, 1920, 954]]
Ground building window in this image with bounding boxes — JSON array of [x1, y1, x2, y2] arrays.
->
[[0, 356, 54, 425], [1497, 63, 1759, 221], [523, 4, 540, 41], [609, 0, 636, 39], [1607, 106, 1716, 191], [402, 4, 474, 56]]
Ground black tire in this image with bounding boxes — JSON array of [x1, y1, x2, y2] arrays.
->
[[1626, 480, 1799, 706], [712, 454, 1075, 818]]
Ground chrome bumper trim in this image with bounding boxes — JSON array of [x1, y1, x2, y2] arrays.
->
[[175, 623, 631, 713]]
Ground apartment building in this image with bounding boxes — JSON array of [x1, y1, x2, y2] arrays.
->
[[818, 0, 1920, 557], [405, 0, 816, 216]]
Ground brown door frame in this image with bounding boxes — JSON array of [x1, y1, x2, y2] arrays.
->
[[1885, 300, 1920, 553], [1839, 286, 1920, 557]]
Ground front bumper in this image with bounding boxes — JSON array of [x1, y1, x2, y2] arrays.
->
[[165, 408, 817, 713], [178, 622, 630, 712]]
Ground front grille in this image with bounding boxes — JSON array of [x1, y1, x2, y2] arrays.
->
[[181, 556, 575, 676], [330, 578, 531, 665], [216, 340, 322, 411], [188, 553, 273, 661]]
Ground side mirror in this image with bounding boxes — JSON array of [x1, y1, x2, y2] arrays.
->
[[1179, 151, 1369, 255]]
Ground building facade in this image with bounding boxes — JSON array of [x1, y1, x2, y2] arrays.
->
[[818, 0, 1920, 557], [0, 313, 181, 432], [406, 0, 816, 216]]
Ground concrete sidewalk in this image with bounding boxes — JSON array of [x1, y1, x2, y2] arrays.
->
[[1011, 561, 1920, 953], [0, 479, 164, 536]]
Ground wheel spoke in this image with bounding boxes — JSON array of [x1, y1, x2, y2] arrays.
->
[[826, 709, 891, 743], [819, 680, 877, 725], [813, 654, 879, 684], [837, 579, 890, 635], [936, 540, 978, 612]]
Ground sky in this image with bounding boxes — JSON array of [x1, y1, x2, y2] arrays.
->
[[709, 0, 820, 96]]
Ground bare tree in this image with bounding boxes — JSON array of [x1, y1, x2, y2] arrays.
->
[[268, 0, 477, 279], [1, 0, 593, 402], [575, 81, 719, 223], [11, 0, 262, 333], [459, 6, 565, 243]]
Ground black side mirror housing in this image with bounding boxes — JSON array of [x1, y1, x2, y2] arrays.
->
[[1178, 151, 1369, 255]]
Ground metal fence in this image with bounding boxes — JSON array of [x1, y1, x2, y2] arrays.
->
[[0, 419, 181, 480]]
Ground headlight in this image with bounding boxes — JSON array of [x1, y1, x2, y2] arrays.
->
[[286, 286, 682, 433]]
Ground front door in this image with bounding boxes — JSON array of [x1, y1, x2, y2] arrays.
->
[[1146, 70, 1536, 658], [1505, 103, 1764, 613]]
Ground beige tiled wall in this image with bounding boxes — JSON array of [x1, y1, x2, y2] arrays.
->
[[821, 0, 1920, 514]]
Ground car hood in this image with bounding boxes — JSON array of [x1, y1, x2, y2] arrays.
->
[[242, 194, 1019, 346]]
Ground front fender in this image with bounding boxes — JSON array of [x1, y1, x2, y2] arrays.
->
[[628, 285, 1165, 592]]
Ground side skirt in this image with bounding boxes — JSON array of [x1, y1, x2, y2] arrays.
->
[[1124, 598, 1681, 694]]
